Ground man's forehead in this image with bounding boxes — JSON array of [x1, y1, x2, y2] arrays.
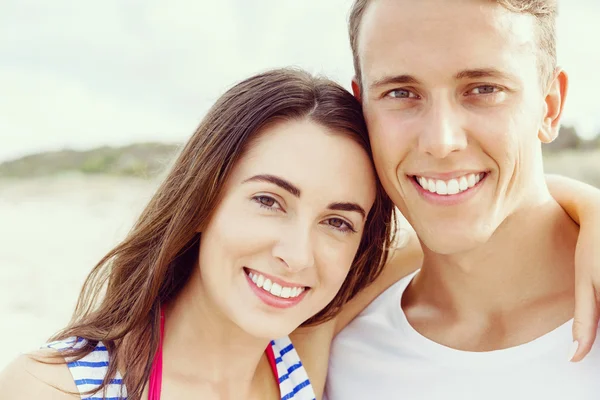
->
[[357, 0, 538, 84]]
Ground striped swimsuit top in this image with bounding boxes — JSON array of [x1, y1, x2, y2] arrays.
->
[[47, 337, 316, 400]]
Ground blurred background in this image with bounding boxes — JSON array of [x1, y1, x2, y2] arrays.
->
[[1, 0, 599, 369]]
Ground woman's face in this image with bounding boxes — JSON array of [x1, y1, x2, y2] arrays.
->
[[197, 118, 377, 339]]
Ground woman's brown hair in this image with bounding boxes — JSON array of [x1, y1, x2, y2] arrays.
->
[[48, 68, 396, 399]]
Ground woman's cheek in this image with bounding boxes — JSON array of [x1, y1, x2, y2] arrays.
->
[[319, 248, 356, 299]]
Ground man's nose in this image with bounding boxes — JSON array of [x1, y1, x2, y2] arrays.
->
[[417, 99, 467, 159]]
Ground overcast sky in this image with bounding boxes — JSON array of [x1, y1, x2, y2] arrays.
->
[[1, 0, 598, 162]]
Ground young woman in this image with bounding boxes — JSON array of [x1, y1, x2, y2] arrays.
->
[[2, 68, 600, 400], [0, 68, 396, 400]]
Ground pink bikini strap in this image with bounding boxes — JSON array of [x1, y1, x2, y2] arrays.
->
[[148, 307, 165, 400], [266, 343, 278, 378], [147, 308, 278, 399]]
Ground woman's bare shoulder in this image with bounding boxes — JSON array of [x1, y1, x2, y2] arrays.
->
[[0, 348, 79, 399]]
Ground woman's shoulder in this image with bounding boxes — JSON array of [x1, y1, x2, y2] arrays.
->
[[271, 335, 311, 377], [272, 334, 321, 400], [0, 348, 79, 399], [0, 338, 125, 400], [49, 338, 126, 399]]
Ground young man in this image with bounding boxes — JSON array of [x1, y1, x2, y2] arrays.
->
[[326, 0, 600, 398]]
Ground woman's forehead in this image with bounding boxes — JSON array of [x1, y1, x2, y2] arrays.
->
[[229, 119, 377, 206]]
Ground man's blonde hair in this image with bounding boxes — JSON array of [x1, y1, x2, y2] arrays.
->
[[348, 0, 557, 86]]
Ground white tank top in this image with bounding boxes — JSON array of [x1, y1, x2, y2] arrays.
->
[[325, 271, 600, 399]]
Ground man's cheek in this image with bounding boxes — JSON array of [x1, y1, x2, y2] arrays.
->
[[375, 126, 410, 164]]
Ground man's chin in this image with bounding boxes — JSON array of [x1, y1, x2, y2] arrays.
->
[[416, 226, 494, 256]]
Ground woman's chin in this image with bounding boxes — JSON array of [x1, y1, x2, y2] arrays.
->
[[243, 320, 300, 341]]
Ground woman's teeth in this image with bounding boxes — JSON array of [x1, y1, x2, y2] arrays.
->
[[248, 271, 305, 299], [415, 172, 485, 195]]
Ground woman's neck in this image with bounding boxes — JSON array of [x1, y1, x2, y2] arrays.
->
[[161, 270, 274, 398]]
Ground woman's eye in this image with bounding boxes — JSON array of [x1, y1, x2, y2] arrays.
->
[[386, 89, 419, 99], [326, 218, 356, 233], [252, 195, 281, 210]]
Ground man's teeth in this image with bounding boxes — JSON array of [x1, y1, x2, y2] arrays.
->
[[248, 271, 305, 299], [416, 173, 485, 195]]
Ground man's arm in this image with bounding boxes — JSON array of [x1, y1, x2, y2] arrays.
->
[[289, 320, 337, 399], [546, 174, 600, 361], [334, 230, 423, 336]]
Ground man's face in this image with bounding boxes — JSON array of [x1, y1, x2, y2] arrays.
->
[[355, 0, 564, 254]]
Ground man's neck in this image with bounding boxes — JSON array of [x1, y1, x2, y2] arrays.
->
[[404, 196, 579, 351]]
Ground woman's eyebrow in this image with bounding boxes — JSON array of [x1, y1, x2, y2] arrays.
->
[[242, 174, 301, 198], [328, 202, 366, 219], [244, 175, 366, 218]]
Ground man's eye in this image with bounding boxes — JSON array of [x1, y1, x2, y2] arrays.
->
[[386, 89, 418, 99], [470, 85, 499, 95]]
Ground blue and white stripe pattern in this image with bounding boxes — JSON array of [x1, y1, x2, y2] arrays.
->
[[46, 338, 126, 400], [48, 337, 315, 400], [271, 337, 316, 400]]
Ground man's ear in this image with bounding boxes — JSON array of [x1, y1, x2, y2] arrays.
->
[[351, 77, 362, 103], [539, 68, 568, 143]]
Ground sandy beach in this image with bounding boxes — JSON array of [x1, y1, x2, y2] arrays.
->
[[0, 175, 158, 369]]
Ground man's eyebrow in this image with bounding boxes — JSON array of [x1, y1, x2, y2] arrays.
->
[[369, 74, 421, 90], [454, 68, 516, 81], [328, 202, 367, 219], [370, 69, 517, 90], [242, 174, 301, 197]]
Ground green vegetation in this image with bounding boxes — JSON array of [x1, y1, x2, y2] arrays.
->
[[543, 149, 600, 188], [542, 126, 600, 187], [0, 143, 180, 179], [544, 125, 600, 152]]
